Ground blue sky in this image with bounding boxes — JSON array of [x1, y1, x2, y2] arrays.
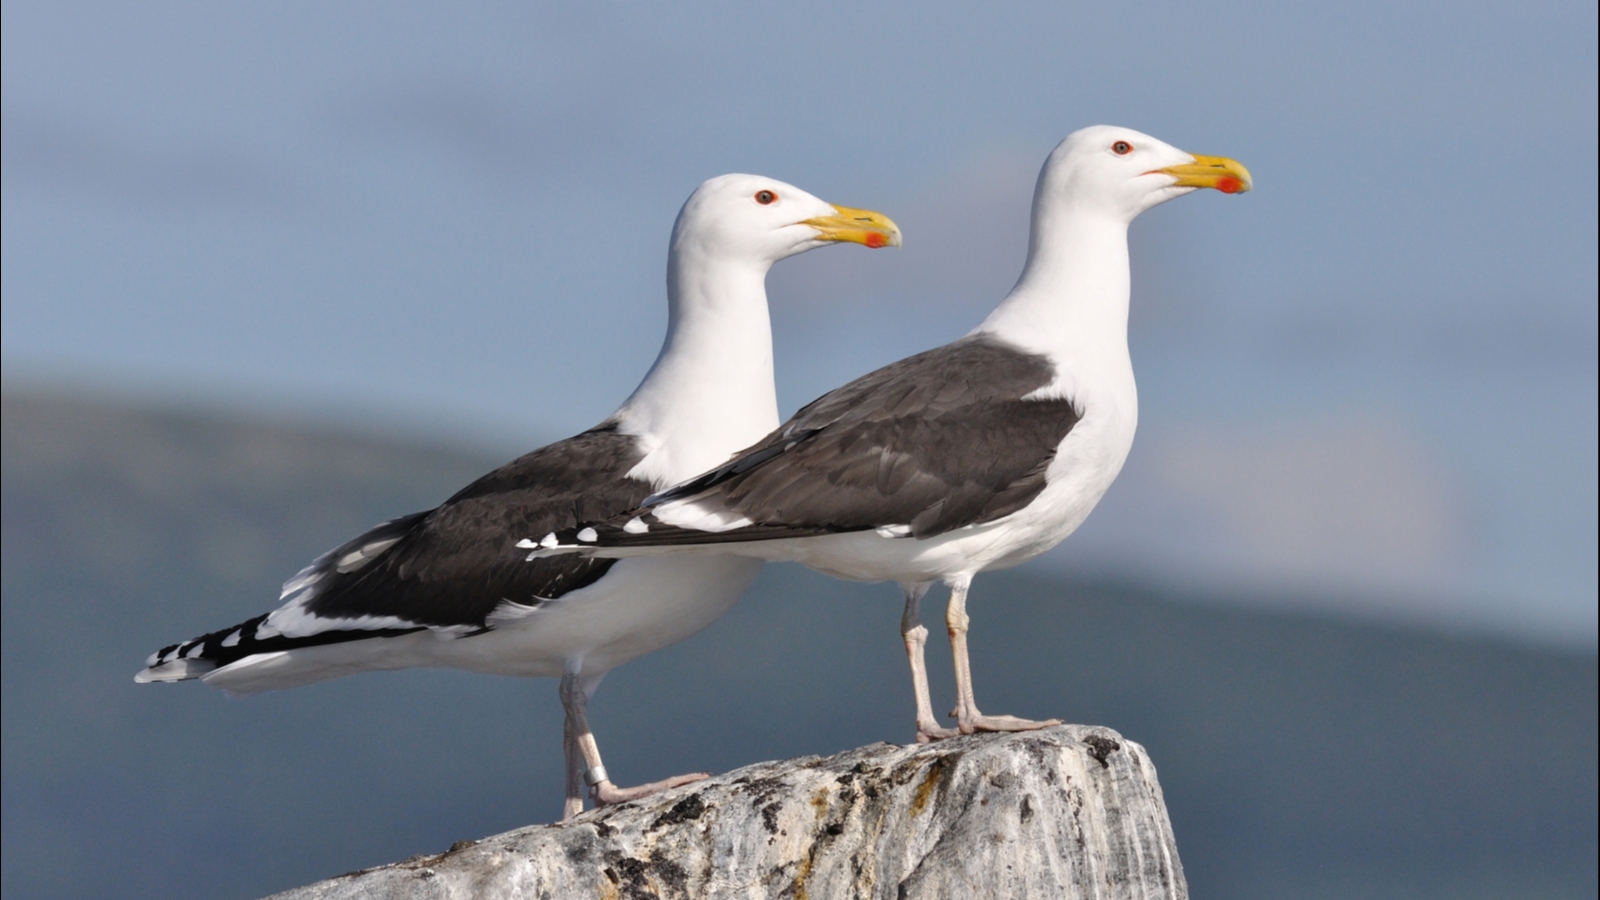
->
[[3, 0, 1595, 644]]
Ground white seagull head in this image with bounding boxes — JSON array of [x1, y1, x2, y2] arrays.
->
[[670, 173, 901, 266], [1037, 125, 1252, 223]]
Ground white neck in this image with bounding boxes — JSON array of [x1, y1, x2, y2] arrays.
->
[[976, 203, 1132, 368], [615, 246, 781, 485]]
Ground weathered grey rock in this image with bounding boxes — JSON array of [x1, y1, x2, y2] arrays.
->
[[270, 725, 1185, 900]]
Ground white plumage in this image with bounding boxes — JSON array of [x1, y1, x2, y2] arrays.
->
[[528, 126, 1252, 742]]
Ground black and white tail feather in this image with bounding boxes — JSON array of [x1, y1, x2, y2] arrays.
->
[[136, 421, 655, 693], [135, 512, 436, 684]]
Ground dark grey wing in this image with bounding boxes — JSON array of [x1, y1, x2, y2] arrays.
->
[[145, 422, 652, 671], [611, 334, 1080, 544], [301, 422, 651, 625]]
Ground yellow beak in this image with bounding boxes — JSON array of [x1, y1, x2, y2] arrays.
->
[[801, 205, 903, 249], [1155, 154, 1253, 194]]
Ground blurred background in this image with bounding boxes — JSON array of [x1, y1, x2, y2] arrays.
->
[[2, 2, 1595, 899]]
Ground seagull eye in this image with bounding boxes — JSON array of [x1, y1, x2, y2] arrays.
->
[[1112, 141, 1133, 155], [755, 190, 777, 205]]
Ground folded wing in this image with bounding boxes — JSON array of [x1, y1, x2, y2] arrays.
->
[[562, 335, 1082, 548]]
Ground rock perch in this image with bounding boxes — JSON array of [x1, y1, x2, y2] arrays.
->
[[269, 725, 1185, 899]]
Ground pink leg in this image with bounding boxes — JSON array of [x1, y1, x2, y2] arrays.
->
[[945, 574, 1061, 735], [560, 712, 585, 821], [558, 671, 709, 810], [900, 581, 958, 743]]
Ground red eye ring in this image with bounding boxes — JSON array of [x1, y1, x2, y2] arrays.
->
[[1112, 141, 1133, 155], [755, 190, 777, 204]]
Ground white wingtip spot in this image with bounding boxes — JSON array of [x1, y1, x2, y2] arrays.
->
[[623, 517, 649, 534], [515, 538, 536, 549], [136, 659, 216, 683], [576, 527, 598, 543], [541, 533, 559, 549], [220, 629, 242, 648]]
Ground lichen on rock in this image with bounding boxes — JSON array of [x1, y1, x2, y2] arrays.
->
[[269, 725, 1185, 900]]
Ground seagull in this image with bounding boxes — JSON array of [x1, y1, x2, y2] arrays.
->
[[134, 174, 901, 819], [525, 126, 1250, 743]]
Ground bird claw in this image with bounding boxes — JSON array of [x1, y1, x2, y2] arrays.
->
[[915, 723, 962, 743], [957, 713, 1062, 735], [591, 772, 709, 806]]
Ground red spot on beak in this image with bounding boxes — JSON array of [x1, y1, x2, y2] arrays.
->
[[864, 233, 887, 248], [1216, 177, 1243, 194]]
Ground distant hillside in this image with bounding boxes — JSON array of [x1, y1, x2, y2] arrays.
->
[[2, 388, 1594, 900]]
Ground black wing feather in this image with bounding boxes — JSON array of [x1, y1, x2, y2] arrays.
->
[[635, 334, 1080, 542], [305, 421, 651, 626], [149, 421, 654, 670]]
